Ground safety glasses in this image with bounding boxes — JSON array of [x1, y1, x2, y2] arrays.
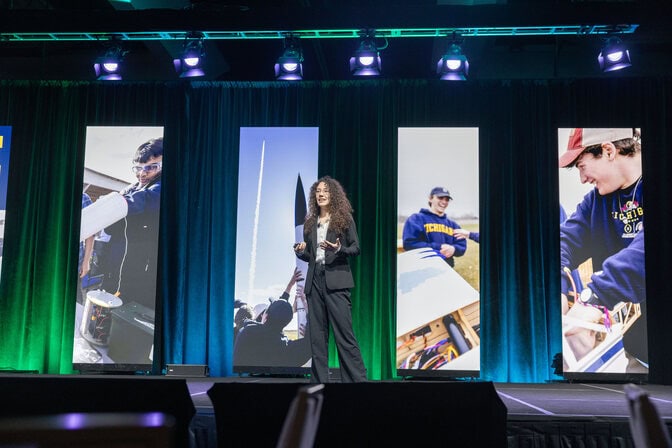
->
[[131, 162, 162, 174]]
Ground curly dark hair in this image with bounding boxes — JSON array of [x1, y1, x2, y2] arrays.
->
[[303, 176, 354, 235]]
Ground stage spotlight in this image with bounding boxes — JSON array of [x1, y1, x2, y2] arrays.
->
[[437, 39, 469, 81], [93, 40, 126, 81], [174, 32, 206, 78], [275, 34, 303, 81], [350, 30, 383, 77], [598, 36, 632, 72]]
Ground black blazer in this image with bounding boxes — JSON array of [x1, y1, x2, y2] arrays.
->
[[297, 216, 360, 294]]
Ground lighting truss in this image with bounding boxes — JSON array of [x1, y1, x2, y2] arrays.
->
[[1, 25, 639, 42]]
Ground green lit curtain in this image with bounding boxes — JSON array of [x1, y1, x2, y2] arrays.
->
[[0, 81, 172, 374], [1, 78, 672, 383], [0, 82, 86, 373]]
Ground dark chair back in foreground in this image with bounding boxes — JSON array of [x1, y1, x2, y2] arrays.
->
[[276, 384, 325, 448], [0, 376, 195, 448], [624, 383, 672, 448]]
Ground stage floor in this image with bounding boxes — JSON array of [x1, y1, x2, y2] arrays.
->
[[187, 377, 672, 418], [2, 373, 670, 447], [186, 378, 672, 447], [497, 382, 672, 420]]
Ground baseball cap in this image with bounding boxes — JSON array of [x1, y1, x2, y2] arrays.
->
[[559, 128, 635, 168], [430, 187, 452, 199], [253, 303, 269, 318], [264, 298, 293, 329]]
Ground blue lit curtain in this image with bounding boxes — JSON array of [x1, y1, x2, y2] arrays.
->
[[1, 78, 671, 383]]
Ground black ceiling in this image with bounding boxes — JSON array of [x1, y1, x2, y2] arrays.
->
[[0, 0, 670, 82]]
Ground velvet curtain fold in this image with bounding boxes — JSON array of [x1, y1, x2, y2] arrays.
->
[[1, 78, 671, 383], [0, 82, 86, 373]]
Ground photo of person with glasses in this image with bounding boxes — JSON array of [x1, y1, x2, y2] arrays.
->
[[98, 137, 163, 309]]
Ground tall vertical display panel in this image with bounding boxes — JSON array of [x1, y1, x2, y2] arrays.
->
[[72, 126, 165, 373], [233, 127, 318, 374], [558, 127, 647, 381], [0, 126, 12, 283], [396, 127, 480, 378]]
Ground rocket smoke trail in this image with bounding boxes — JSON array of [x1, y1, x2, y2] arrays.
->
[[247, 139, 265, 302], [294, 174, 308, 338]]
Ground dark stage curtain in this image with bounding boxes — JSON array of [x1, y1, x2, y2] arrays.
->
[[0, 81, 173, 373], [1, 78, 671, 383], [0, 81, 87, 373]]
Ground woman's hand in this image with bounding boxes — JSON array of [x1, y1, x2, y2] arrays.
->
[[320, 238, 341, 252]]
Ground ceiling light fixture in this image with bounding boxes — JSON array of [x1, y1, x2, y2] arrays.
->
[[350, 29, 384, 77], [437, 33, 469, 81], [275, 34, 304, 81], [598, 36, 632, 73], [93, 37, 127, 81], [174, 32, 206, 78]]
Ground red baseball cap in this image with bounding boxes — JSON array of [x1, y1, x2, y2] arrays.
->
[[559, 128, 636, 168]]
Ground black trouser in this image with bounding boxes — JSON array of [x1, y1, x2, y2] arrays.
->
[[307, 265, 367, 383]]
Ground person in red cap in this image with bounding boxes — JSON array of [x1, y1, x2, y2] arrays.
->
[[401, 186, 468, 267], [559, 128, 647, 373]]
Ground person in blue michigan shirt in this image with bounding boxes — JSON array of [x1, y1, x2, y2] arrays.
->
[[402, 186, 467, 267]]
